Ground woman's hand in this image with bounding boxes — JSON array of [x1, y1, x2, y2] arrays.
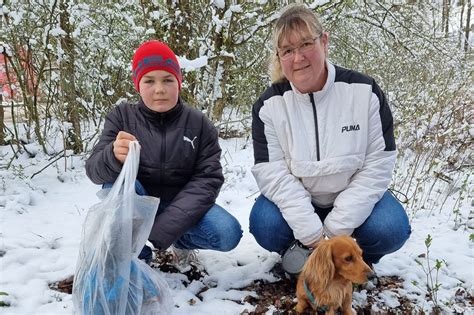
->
[[306, 233, 325, 249], [113, 131, 137, 163], [307, 240, 320, 249]]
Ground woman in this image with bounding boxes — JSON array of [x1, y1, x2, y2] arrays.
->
[[86, 40, 242, 269], [249, 4, 410, 273]]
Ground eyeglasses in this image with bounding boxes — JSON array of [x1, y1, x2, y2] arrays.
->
[[277, 34, 322, 61]]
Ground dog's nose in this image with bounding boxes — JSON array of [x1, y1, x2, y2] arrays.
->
[[367, 270, 376, 280]]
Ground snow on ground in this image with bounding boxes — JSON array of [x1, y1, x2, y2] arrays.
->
[[0, 137, 472, 314]]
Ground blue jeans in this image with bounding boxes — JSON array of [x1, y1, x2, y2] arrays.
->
[[249, 191, 411, 264], [103, 181, 243, 262]]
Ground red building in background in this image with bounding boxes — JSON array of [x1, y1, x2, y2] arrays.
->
[[1, 49, 36, 103], [0, 53, 14, 102]]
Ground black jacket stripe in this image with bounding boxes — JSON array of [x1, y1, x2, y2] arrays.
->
[[252, 81, 293, 164]]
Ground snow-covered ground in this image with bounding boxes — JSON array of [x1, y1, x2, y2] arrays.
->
[[0, 137, 472, 314]]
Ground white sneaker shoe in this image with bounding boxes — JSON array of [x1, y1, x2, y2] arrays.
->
[[170, 246, 201, 272]]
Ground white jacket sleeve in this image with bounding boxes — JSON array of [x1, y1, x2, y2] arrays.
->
[[252, 100, 323, 246], [324, 88, 397, 237]]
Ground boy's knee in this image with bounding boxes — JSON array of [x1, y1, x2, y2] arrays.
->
[[216, 218, 243, 252], [220, 233, 242, 252]]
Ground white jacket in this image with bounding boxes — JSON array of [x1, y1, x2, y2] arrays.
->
[[251, 62, 396, 246]]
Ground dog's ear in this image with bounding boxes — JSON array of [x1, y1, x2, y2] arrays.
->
[[310, 240, 335, 289]]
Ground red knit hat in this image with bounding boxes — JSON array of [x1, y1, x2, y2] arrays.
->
[[132, 40, 182, 91]]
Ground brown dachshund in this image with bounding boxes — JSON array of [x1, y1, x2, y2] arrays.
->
[[295, 236, 373, 314]]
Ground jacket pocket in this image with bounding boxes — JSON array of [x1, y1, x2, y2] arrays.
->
[[290, 154, 364, 193]]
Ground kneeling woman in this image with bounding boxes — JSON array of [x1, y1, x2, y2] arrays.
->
[[250, 4, 410, 272]]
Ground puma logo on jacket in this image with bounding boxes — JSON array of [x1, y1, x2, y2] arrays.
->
[[183, 136, 197, 149]]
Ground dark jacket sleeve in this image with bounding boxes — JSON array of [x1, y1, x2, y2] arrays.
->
[[85, 108, 124, 184], [149, 116, 224, 249]]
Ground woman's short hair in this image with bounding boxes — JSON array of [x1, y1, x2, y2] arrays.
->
[[270, 4, 324, 82]]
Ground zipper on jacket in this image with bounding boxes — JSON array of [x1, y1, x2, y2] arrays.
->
[[309, 93, 321, 161], [159, 116, 166, 184]]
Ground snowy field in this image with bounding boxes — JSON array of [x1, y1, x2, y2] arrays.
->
[[0, 137, 472, 314]]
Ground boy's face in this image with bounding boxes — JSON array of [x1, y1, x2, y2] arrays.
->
[[139, 70, 179, 113]]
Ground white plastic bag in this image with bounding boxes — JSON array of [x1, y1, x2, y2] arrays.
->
[[72, 141, 173, 315]]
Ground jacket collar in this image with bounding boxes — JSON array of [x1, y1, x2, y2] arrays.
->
[[138, 98, 184, 125], [290, 60, 335, 104]]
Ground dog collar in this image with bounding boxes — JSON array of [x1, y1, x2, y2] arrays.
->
[[303, 280, 329, 312]]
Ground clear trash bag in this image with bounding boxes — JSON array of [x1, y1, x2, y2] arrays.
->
[[72, 141, 173, 315]]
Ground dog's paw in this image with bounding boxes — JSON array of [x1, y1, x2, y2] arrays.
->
[[294, 302, 307, 314]]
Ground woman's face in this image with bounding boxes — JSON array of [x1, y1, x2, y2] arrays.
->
[[139, 70, 179, 112], [278, 29, 329, 93]]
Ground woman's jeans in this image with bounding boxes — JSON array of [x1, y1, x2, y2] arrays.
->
[[249, 191, 411, 264], [103, 181, 242, 262]]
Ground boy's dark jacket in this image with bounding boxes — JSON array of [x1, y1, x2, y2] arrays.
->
[[85, 99, 224, 249]]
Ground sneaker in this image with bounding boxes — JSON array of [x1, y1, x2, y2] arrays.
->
[[170, 245, 201, 273]]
